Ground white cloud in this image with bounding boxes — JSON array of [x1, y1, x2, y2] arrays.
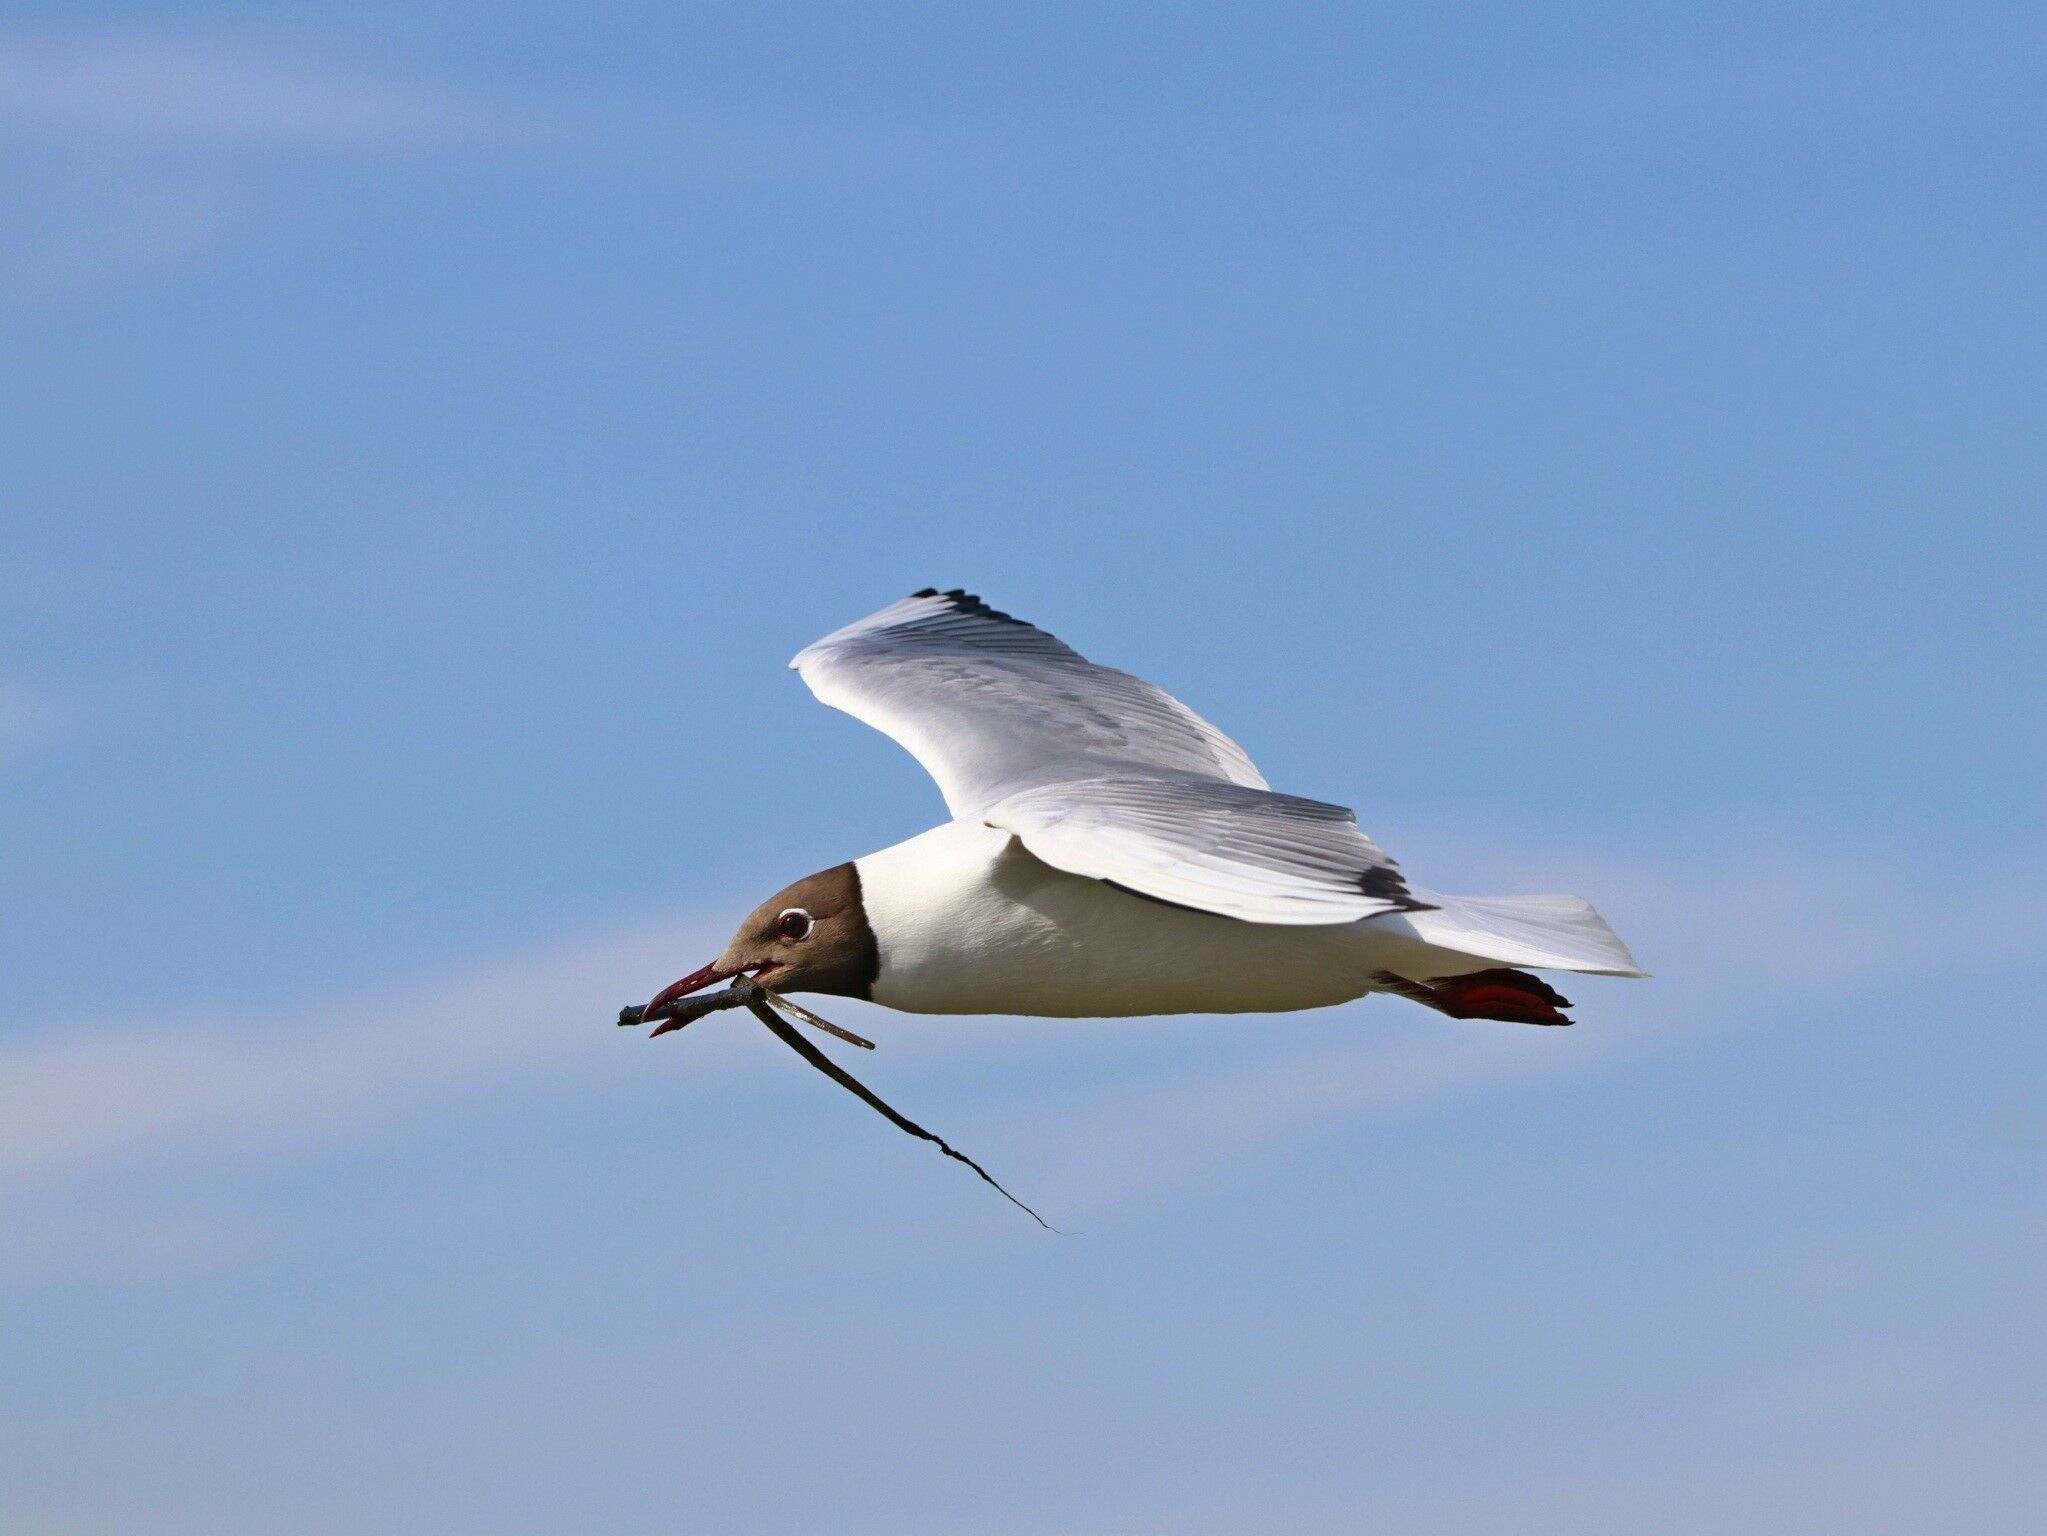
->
[[0, 847, 2037, 1231], [1064, 1414, 2047, 1536], [973, 846, 2047, 1221], [0, 912, 709, 1188], [0, 1192, 257, 1290], [0, 678, 58, 764], [0, 28, 788, 312], [0, 677, 128, 767], [0, 33, 507, 148], [0, 30, 559, 312]]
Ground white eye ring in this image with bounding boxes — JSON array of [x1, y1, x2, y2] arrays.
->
[[776, 907, 814, 941]]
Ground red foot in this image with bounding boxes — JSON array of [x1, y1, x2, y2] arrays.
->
[[1377, 968, 1574, 1025]]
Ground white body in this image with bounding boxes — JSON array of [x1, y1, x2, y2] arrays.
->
[[856, 821, 1620, 1018], [791, 592, 1646, 1017]]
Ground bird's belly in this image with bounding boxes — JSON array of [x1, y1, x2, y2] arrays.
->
[[862, 827, 1386, 1018]]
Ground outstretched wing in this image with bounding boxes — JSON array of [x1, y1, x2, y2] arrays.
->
[[791, 589, 1267, 817], [793, 590, 1424, 927], [984, 776, 1432, 926]]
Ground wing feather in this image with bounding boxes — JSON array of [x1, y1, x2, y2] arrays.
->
[[792, 590, 1266, 816], [794, 591, 1420, 927], [985, 776, 1432, 926]]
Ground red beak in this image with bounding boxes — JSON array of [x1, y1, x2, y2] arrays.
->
[[642, 961, 766, 1037]]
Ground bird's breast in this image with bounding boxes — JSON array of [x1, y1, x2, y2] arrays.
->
[[854, 820, 1384, 1018]]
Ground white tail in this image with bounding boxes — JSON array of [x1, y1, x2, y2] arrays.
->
[[1404, 891, 1647, 977]]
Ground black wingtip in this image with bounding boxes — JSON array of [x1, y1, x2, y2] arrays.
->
[[1358, 864, 1436, 912], [908, 587, 1026, 626]]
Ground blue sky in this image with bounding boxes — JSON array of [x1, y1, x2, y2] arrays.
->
[[3, 4, 2042, 1531]]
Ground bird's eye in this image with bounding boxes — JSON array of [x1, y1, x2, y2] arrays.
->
[[776, 908, 814, 942]]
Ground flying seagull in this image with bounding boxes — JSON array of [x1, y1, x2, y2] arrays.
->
[[621, 590, 1645, 1222], [637, 589, 1644, 1031]]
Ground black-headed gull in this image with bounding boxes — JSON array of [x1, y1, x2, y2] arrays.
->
[[638, 589, 1644, 1032]]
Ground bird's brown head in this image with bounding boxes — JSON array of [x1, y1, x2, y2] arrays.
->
[[640, 862, 878, 1033]]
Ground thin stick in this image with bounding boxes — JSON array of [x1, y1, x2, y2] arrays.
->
[[741, 997, 1060, 1232], [752, 985, 877, 1050]]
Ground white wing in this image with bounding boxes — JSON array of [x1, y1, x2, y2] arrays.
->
[[794, 591, 1426, 926], [984, 776, 1430, 926], [792, 589, 1267, 817]]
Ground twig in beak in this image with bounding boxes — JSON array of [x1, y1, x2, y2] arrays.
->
[[739, 995, 1061, 1233], [618, 980, 877, 1050], [619, 986, 752, 1037]]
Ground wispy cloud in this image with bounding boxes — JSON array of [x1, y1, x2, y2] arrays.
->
[[0, 1192, 257, 1290], [1065, 1413, 2047, 1536], [0, 30, 557, 313], [999, 1022, 1615, 1223], [0, 677, 62, 766], [0, 28, 793, 313], [0, 33, 512, 149], [5, 845, 2035, 1228], [981, 847, 2047, 1220], [0, 913, 705, 1188]]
